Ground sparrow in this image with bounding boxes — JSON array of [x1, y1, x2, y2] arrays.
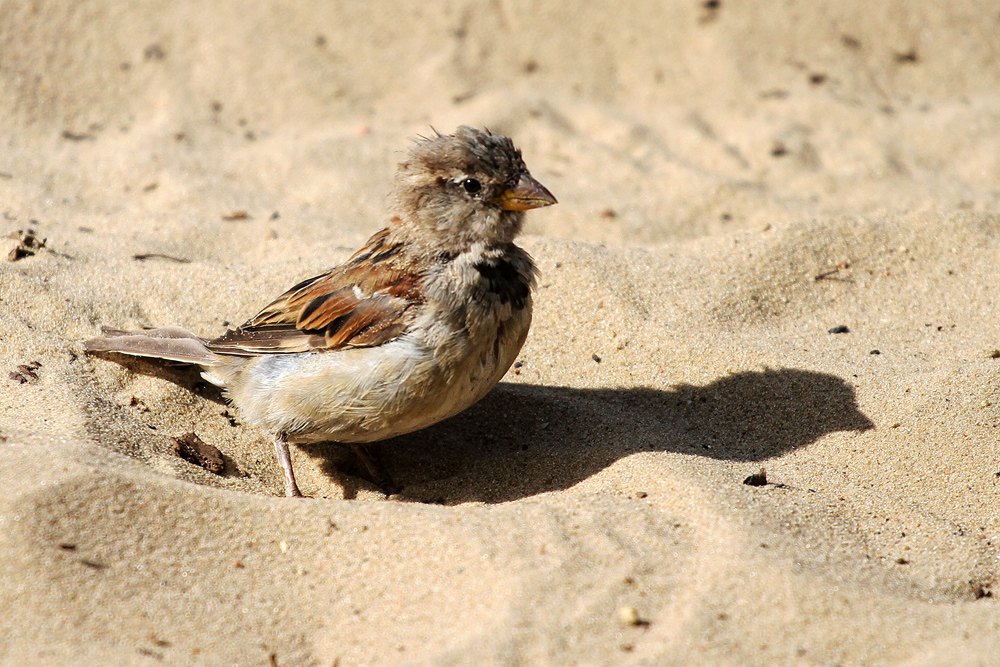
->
[[85, 126, 557, 497]]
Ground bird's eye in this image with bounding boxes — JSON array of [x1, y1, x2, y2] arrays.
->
[[461, 178, 482, 195]]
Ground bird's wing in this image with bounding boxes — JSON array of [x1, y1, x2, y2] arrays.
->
[[206, 229, 423, 355]]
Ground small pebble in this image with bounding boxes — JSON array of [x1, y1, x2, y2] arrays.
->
[[617, 606, 641, 626], [985, 349, 1000, 359], [169, 432, 224, 474], [870, 349, 880, 355], [828, 325, 850, 334], [743, 468, 768, 486], [592, 353, 602, 363]]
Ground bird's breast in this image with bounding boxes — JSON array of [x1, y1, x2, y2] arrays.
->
[[470, 256, 532, 311]]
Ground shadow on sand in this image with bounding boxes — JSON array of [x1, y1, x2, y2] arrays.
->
[[298, 367, 874, 503], [85, 356, 873, 502]]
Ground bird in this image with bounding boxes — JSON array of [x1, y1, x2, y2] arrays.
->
[[85, 126, 557, 497]]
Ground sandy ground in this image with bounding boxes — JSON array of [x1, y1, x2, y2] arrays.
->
[[2, 1, 999, 665]]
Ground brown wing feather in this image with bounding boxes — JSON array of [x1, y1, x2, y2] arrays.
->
[[295, 288, 360, 330], [207, 230, 423, 356]]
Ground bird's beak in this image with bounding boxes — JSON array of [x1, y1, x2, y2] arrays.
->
[[496, 173, 558, 211]]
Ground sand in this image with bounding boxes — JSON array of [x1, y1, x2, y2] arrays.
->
[[2, 1, 999, 665]]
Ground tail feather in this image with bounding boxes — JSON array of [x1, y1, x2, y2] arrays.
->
[[84, 326, 219, 365]]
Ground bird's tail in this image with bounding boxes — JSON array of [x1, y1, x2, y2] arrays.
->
[[84, 326, 220, 366]]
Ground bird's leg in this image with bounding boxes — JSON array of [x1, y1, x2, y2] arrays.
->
[[273, 433, 303, 498], [349, 444, 399, 495]]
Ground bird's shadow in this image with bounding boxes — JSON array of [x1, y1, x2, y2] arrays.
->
[[300, 367, 874, 504], [85, 354, 229, 403], [88, 356, 873, 503]]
